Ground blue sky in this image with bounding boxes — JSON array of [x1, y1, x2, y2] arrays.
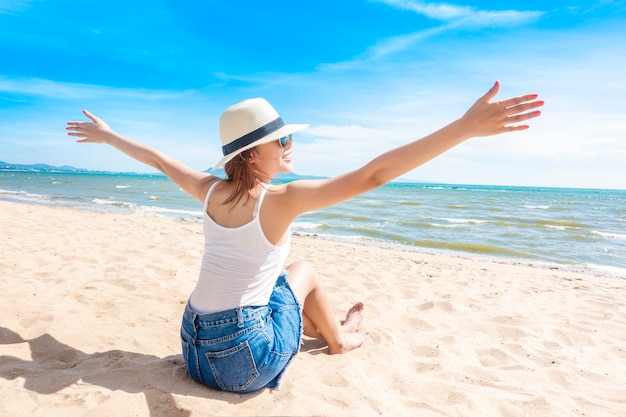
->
[[1, 1, 625, 189]]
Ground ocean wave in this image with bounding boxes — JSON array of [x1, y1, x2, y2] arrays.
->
[[495, 216, 589, 229], [138, 205, 203, 218], [545, 224, 580, 231], [409, 239, 535, 258], [292, 221, 323, 230], [441, 218, 488, 225], [591, 230, 626, 240], [0, 188, 46, 199], [582, 263, 626, 278], [314, 211, 371, 222], [394, 220, 446, 229], [92, 198, 137, 209], [431, 223, 461, 229]]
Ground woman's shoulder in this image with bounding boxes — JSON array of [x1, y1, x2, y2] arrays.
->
[[197, 175, 223, 201]]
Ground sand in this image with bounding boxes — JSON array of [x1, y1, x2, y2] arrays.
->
[[1, 200, 625, 417]]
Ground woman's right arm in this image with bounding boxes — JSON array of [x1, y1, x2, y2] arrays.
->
[[66, 110, 215, 202]]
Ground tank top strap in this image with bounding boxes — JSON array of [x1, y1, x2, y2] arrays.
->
[[203, 181, 221, 210], [253, 187, 268, 218]]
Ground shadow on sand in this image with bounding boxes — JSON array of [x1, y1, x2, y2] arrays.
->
[[0, 326, 263, 416]]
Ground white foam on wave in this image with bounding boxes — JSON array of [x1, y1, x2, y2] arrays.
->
[[92, 198, 136, 209], [292, 221, 323, 230], [441, 218, 488, 225], [591, 230, 626, 240], [431, 223, 459, 228], [583, 263, 626, 278], [0, 189, 50, 205], [546, 225, 570, 231], [138, 205, 203, 218]]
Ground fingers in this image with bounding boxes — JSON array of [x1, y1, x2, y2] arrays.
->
[[497, 107, 542, 133], [66, 128, 87, 142], [506, 108, 542, 124], [66, 110, 100, 130], [501, 124, 530, 133], [65, 122, 85, 133], [491, 84, 544, 128], [66, 109, 106, 142], [503, 100, 544, 119], [478, 80, 501, 103], [66, 110, 116, 145], [481, 81, 544, 116], [82, 109, 100, 123], [499, 93, 542, 110], [66, 118, 91, 143]]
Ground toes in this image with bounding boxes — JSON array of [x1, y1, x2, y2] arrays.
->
[[348, 301, 364, 315]]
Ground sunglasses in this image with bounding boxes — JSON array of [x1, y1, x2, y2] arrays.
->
[[278, 134, 292, 148]]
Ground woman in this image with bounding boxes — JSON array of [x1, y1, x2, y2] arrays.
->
[[66, 81, 543, 393]]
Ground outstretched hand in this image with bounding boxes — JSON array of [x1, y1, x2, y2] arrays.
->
[[66, 110, 114, 144], [460, 81, 544, 137]]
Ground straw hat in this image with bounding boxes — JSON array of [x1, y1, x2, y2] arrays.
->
[[213, 98, 308, 168]]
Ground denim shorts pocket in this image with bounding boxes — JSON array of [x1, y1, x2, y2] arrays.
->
[[181, 334, 202, 382], [205, 340, 260, 392]]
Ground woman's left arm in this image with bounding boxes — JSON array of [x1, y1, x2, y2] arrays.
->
[[278, 81, 543, 218]]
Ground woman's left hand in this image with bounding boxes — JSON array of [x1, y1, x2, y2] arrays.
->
[[460, 81, 544, 137]]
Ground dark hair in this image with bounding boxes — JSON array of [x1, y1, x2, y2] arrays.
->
[[223, 149, 258, 205]]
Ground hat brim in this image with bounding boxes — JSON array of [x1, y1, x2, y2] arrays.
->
[[213, 123, 309, 169]]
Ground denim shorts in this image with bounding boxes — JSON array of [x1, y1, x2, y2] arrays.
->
[[180, 272, 303, 393]]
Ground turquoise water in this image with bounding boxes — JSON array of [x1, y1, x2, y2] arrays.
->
[[1, 170, 625, 277]]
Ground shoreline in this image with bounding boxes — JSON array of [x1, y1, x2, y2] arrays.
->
[[2, 171, 625, 275], [2, 198, 624, 279], [2, 200, 626, 416], [291, 230, 626, 280]]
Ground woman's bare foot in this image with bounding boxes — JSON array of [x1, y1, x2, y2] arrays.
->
[[341, 302, 365, 332], [328, 302, 367, 354]]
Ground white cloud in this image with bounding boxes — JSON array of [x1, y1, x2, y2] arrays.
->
[[375, 0, 544, 24], [320, 1, 544, 72], [317, 25, 452, 72], [0, 76, 195, 100], [0, 0, 34, 14], [0, 75, 195, 100]]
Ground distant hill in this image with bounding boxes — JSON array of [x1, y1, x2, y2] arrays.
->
[[0, 161, 88, 172], [1, 161, 424, 184], [203, 167, 324, 181], [0, 162, 326, 180]]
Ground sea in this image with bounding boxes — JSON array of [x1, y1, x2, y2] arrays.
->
[[1, 170, 625, 278]]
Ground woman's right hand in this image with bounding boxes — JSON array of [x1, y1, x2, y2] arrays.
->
[[66, 110, 115, 144]]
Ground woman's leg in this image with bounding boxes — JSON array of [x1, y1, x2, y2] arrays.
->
[[286, 260, 367, 355]]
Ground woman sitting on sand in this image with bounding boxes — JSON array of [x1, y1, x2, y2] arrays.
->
[[66, 81, 543, 393]]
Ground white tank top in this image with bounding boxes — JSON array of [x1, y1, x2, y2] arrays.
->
[[189, 181, 291, 314]]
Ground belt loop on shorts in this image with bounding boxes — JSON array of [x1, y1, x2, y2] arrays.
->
[[192, 311, 199, 331], [236, 307, 244, 328]]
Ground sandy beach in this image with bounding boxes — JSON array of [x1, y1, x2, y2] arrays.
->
[[1, 200, 625, 417]]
